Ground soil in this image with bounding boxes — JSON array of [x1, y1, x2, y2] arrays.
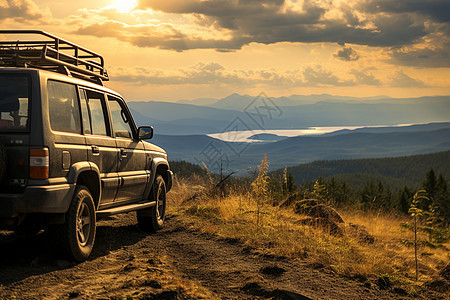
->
[[0, 213, 435, 299]]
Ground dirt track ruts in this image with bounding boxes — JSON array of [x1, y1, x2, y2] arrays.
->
[[0, 213, 412, 299]]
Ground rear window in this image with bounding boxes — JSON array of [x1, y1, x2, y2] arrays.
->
[[0, 74, 30, 131]]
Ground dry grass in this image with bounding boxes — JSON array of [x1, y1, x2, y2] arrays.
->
[[340, 210, 450, 283], [167, 178, 450, 291]]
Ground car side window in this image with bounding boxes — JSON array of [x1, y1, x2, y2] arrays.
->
[[48, 80, 81, 134], [81, 89, 108, 136], [108, 96, 134, 139], [79, 89, 91, 134]]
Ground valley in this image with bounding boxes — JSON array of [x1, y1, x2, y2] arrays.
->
[[128, 93, 450, 173]]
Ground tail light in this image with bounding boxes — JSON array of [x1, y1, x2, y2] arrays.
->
[[30, 148, 49, 179]]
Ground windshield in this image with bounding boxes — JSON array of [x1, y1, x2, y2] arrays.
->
[[0, 74, 30, 131]]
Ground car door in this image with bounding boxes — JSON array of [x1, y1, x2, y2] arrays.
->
[[47, 80, 88, 182], [79, 88, 119, 206], [107, 95, 148, 203]]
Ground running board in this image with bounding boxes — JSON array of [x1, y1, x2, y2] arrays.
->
[[96, 201, 156, 218]]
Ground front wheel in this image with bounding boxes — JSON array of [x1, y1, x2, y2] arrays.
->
[[51, 186, 96, 262], [137, 175, 166, 232]]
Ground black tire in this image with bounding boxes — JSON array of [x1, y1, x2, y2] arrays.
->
[[137, 175, 166, 232], [51, 186, 96, 262], [0, 141, 7, 183]]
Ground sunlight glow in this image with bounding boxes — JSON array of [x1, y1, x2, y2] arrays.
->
[[109, 0, 137, 13]]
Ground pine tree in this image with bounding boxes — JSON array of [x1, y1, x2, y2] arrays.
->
[[407, 190, 429, 281], [398, 185, 413, 214], [327, 177, 339, 205], [383, 187, 393, 211], [422, 169, 437, 209], [435, 173, 450, 224], [286, 172, 296, 195], [422, 170, 450, 224], [402, 190, 450, 282], [312, 176, 328, 202], [339, 181, 352, 206], [361, 181, 382, 210]]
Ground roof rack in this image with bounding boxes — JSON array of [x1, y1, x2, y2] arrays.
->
[[0, 30, 109, 84]]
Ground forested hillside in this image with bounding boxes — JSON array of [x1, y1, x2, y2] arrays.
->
[[171, 150, 450, 221], [277, 150, 450, 189]]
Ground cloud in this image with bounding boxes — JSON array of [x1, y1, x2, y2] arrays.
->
[[302, 66, 356, 87], [388, 43, 450, 68], [389, 71, 426, 87], [110, 63, 362, 88], [360, 0, 450, 23], [334, 47, 360, 61], [74, 21, 245, 52], [71, 0, 438, 51], [0, 0, 51, 22], [112, 62, 254, 86], [112, 63, 441, 89], [350, 69, 382, 85]]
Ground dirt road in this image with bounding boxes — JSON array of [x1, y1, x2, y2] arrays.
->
[[0, 213, 413, 299]]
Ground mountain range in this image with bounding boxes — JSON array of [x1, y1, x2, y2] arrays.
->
[[150, 123, 450, 174], [129, 94, 450, 135], [127, 93, 450, 173]]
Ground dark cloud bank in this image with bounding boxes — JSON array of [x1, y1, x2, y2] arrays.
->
[[72, 0, 450, 67]]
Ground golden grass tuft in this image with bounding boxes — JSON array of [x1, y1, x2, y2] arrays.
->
[[167, 179, 450, 290]]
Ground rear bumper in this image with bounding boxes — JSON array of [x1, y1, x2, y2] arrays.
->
[[0, 183, 75, 218]]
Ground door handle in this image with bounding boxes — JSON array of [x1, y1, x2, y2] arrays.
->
[[91, 145, 99, 154]]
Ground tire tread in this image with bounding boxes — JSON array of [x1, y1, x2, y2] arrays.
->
[[50, 185, 96, 262], [137, 175, 166, 232]]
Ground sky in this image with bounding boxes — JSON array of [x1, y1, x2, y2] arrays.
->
[[1, 0, 450, 101]]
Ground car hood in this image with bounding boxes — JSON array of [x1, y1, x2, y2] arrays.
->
[[143, 140, 166, 154]]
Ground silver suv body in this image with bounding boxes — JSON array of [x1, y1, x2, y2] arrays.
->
[[0, 30, 173, 261]]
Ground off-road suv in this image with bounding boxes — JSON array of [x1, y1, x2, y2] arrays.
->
[[0, 30, 173, 261]]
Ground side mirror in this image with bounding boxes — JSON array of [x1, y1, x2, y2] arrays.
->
[[138, 126, 153, 140]]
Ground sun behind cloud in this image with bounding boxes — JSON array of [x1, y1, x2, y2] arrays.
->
[[1, 0, 448, 100], [108, 0, 137, 13]]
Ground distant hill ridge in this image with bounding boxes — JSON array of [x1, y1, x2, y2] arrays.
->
[[170, 150, 450, 191], [151, 125, 450, 172], [174, 93, 450, 109], [128, 94, 450, 135]]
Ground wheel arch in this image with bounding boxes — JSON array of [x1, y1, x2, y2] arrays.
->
[[67, 162, 101, 209], [156, 163, 169, 185], [145, 158, 172, 199]]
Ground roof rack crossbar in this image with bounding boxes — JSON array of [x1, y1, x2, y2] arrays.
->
[[0, 41, 53, 45], [44, 56, 109, 80], [43, 46, 107, 76], [0, 30, 109, 81]]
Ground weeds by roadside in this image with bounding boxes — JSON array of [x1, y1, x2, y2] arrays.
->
[[168, 174, 450, 296]]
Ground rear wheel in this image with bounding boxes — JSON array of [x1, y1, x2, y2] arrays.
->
[[137, 175, 166, 232], [51, 186, 96, 262]]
